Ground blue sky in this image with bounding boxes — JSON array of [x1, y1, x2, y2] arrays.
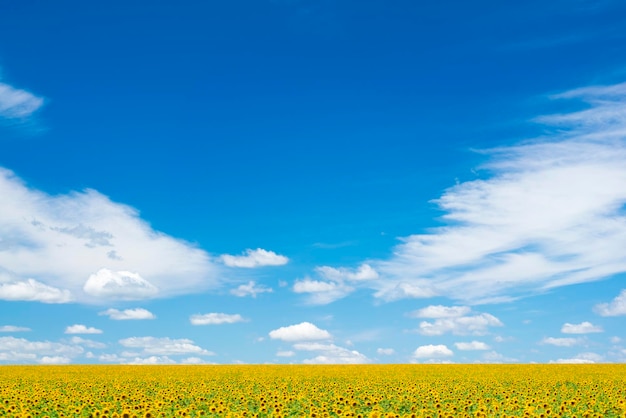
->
[[1, 0, 626, 365]]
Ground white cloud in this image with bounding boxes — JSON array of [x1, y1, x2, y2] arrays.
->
[[376, 348, 395, 355], [68, 336, 106, 349], [99, 308, 156, 320], [454, 341, 490, 350], [276, 350, 295, 357], [0, 82, 44, 119], [0, 278, 72, 303], [292, 278, 354, 305], [220, 248, 288, 268], [550, 352, 604, 364], [39, 356, 71, 364], [0, 167, 219, 304], [127, 355, 177, 365], [118, 336, 214, 356], [0, 325, 30, 332], [190, 313, 246, 325], [409, 305, 471, 318], [542, 337, 581, 347], [230, 281, 273, 298], [64, 324, 103, 335], [316, 264, 379, 281], [413, 344, 454, 359], [594, 289, 626, 316], [293, 342, 369, 364], [561, 321, 603, 334], [84, 269, 158, 300], [0, 336, 83, 363], [610, 336, 621, 344], [417, 313, 503, 336], [269, 322, 332, 342], [370, 83, 626, 304], [292, 264, 379, 305]]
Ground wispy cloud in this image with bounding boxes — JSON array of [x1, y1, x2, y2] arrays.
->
[[293, 263, 378, 305], [0, 168, 220, 304], [370, 82, 626, 304], [230, 281, 273, 298], [0, 81, 44, 120]]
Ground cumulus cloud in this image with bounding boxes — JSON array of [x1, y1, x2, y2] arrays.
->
[[220, 248, 288, 268], [368, 82, 626, 304], [416, 310, 503, 336], [0, 81, 44, 120], [0, 277, 72, 303], [276, 350, 295, 357], [0, 168, 219, 304], [99, 308, 156, 320], [39, 356, 71, 364], [293, 342, 369, 364], [0, 336, 83, 363], [190, 313, 246, 325], [0, 325, 30, 332], [84, 269, 158, 300], [561, 321, 603, 334], [454, 341, 490, 350], [376, 348, 395, 355], [269, 322, 332, 342], [230, 281, 273, 298], [118, 336, 214, 356], [64, 324, 103, 334], [594, 289, 626, 316], [413, 344, 454, 359], [541, 337, 581, 347]]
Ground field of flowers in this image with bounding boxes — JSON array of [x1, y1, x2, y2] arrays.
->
[[0, 364, 625, 418]]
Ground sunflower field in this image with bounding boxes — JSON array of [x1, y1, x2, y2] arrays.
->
[[0, 364, 625, 418]]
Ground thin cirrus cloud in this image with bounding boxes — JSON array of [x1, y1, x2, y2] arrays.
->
[[99, 308, 156, 320], [0, 81, 44, 120], [367, 81, 626, 305], [220, 248, 288, 268], [0, 167, 220, 304]]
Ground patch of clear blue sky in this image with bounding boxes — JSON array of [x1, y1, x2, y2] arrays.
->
[[1, 0, 626, 364]]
